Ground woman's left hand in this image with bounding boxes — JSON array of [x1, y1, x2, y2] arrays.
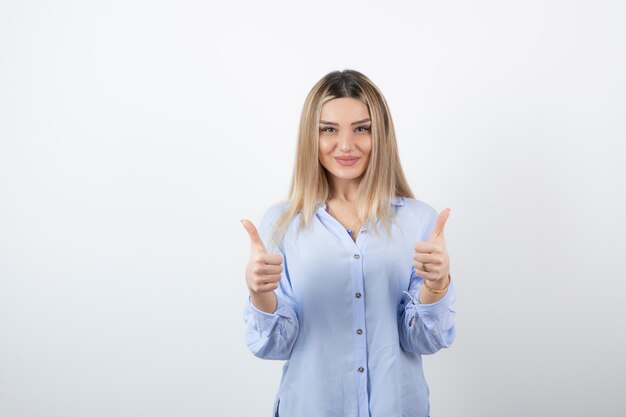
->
[[413, 208, 451, 284]]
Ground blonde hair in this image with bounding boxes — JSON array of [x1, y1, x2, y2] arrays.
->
[[269, 69, 415, 249]]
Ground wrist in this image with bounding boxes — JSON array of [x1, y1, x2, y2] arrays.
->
[[249, 290, 278, 313], [423, 273, 451, 293]]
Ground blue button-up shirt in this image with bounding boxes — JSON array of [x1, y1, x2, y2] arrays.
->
[[244, 196, 456, 417]]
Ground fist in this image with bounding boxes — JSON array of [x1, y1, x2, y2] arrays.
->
[[241, 219, 284, 294], [413, 208, 451, 282]]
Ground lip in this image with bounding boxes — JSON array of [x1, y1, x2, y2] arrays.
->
[[334, 157, 360, 166]]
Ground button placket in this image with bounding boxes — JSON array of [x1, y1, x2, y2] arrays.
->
[[318, 203, 370, 411], [351, 247, 368, 386]]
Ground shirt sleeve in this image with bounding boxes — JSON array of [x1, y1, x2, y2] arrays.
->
[[397, 268, 456, 355], [243, 204, 300, 360], [397, 205, 457, 355]]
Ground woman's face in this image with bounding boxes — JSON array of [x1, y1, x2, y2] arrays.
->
[[318, 97, 372, 185]]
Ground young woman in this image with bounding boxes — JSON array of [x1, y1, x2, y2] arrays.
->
[[240, 69, 456, 417]]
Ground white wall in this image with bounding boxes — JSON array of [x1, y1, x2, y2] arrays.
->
[[1, 1, 625, 416]]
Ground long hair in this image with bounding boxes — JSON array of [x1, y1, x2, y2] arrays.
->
[[269, 69, 415, 249]]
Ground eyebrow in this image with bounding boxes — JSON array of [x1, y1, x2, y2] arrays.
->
[[319, 118, 371, 126]]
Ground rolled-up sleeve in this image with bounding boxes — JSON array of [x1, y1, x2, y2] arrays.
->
[[244, 288, 299, 359], [397, 204, 457, 355], [398, 267, 456, 355], [243, 203, 300, 360]]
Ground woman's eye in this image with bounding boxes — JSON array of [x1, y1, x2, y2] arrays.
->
[[320, 126, 370, 133]]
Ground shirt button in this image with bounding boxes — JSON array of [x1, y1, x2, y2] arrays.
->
[[357, 367, 365, 373], [362, 229, 367, 233], [353, 254, 360, 259], [355, 292, 362, 298], [356, 329, 363, 335]]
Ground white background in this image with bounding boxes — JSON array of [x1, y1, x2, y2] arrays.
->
[[1, 1, 625, 416]]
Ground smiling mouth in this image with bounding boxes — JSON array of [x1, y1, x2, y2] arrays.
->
[[334, 157, 360, 166]]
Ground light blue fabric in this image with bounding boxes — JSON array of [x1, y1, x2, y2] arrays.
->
[[244, 196, 456, 417]]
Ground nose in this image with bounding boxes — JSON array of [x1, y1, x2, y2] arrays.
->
[[338, 130, 354, 151]]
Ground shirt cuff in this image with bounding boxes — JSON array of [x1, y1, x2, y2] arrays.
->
[[248, 291, 298, 333], [409, 280, 456, 321], [247, 295, 280, 332]]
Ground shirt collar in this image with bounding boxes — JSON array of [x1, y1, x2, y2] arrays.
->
[[318, 196, 404, 211]]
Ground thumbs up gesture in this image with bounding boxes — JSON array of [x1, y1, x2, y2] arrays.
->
[[240, 219, 284, 295], [413, 208, 451, 284]]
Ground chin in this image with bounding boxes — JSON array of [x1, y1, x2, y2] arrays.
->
[[329, 170, 365, 180]]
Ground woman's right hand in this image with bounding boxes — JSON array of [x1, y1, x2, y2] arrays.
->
[[241, 219, 283, 312]]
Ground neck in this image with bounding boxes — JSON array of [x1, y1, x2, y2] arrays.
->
[[328, 179, 360, 203]]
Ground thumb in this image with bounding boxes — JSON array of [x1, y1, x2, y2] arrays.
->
[[428, 208, 451, 241], [241, 219, 267, 253]]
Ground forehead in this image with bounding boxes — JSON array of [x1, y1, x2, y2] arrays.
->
[[320, 97, 370, 121]]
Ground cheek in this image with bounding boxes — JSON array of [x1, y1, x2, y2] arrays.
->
[[362, 138, 373, 157], [318, 138, 332, 155], [317, 140, 328, 165]]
